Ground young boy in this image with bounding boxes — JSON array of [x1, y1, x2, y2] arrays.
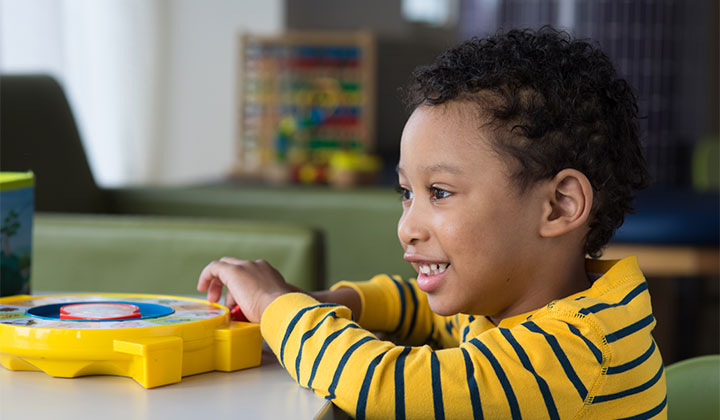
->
[[198, 28, 666, 419]]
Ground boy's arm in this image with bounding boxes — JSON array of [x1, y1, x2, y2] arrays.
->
[[261, 294, 609, 420], [315, 274, 457, 348], [310, 287, 363, 320], [197, 259, 656, 419], [197, 257, 454, 348]]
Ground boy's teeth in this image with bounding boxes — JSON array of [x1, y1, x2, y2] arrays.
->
[[419, 263, 448, 275]]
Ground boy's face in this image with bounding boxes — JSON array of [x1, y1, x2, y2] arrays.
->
[[397, 102, 547, 318]]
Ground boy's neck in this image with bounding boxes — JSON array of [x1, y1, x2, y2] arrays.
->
[[487, 252, 591, 326]]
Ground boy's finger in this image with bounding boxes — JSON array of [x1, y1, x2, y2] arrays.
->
[[198, 261, 253, 315], [197, 261, 218, 291], [206, 277, 224, 303], [224, 292, 236, 309], [198, 261, 228, 302], [220, 256, 246, 265]]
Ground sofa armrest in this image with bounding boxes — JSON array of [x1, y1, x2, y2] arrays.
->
[[32, 213, 323, 294]]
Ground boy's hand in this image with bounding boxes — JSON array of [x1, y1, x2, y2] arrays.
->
[[197, 257, 301, 323]]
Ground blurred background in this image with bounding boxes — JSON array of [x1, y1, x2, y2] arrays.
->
[[1, 0, 717, 188], [0, 0, 718, 365]]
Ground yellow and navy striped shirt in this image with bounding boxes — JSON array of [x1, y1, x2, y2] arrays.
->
[[261, 257, 667, 419]]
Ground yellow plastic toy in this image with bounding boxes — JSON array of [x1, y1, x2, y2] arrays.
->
[[0, 293, 262, 388]]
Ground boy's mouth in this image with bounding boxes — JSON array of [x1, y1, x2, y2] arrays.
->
[[417, 263, 450, 276], [414, 262, 451, 293]]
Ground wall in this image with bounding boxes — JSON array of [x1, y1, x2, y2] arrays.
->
[[157, 0, 284, 185], [0, 0, 284, 187]]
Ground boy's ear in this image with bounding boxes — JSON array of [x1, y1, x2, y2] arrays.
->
[[539, 169, 593, 238]]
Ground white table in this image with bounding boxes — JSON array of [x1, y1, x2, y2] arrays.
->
[[0, 346, 346, 420]]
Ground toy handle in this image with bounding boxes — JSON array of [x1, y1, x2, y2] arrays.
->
[[230, 305, 248, 322]]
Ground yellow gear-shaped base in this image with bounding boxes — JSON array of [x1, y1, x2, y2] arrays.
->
[[0, 294, 262, 388]]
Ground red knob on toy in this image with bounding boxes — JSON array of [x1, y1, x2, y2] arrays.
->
[[60, 303, 141, 320], [230, 305, 248, 322]]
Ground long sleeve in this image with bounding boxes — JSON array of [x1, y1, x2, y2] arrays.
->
[[331, 274, 460, 349], [260, 294, 601, 419], [260, 259, 666, 420]]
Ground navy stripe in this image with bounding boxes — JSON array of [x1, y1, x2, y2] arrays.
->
[[326, 336, 375, 400], [425, 322, 437, 347], [593, 364, 664, 403], [444, 320, 454, 335], [564, 322, 603, 364], [430, 352, 445, 420], [295, 311, 338, 383], [605, 314, 655, 343], [579, 283, 648, 315], [394, 347, 412, 420], [461, 316, 476, 343], [389, 278, 407, 335], [617, 395, 667, 420], [574, 296, 587, 301], [469, 339, 521, 420], [356, 351, 388, 420], [280, 303, 338, 367], [461, 348, 484, 420], [405, 281, 419, 340], [500, 328, 560, 420], [607, 340, 656, 375], [523, 321, 588, 400], [308, 323, 359, 388]]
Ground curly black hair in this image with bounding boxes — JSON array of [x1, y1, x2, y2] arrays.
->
[[403, 27, 650, 257]]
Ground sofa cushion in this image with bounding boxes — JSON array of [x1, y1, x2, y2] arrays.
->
[[32, 214, 322, 294]]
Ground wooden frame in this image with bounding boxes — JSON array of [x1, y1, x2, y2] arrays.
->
[[232, 31, 376, 179]]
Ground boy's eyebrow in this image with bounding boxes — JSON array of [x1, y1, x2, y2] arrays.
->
[[395, 164, 466, 176], [424, 163, 465, 175]]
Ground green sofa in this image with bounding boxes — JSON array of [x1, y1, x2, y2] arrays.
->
[[32, 214, 323, 294], [109, 185, 413, 286]]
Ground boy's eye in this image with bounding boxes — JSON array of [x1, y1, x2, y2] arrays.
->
[[395, 185, 413, 201], [430, 186, 451, 201]]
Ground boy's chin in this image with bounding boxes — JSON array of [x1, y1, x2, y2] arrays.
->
[[427, 298, 459, 317]]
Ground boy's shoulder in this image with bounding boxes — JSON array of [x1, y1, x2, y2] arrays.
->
[[554, 257, 648, 316], [508, 257, 651, 349], [546, 257, 651, 326], [527, 256, 655, 367]]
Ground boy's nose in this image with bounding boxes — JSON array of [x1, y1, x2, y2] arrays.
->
[[397, 204, 431, 246]]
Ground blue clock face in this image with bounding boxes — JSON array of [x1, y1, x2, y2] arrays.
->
[[27, 301, 174, 322]]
